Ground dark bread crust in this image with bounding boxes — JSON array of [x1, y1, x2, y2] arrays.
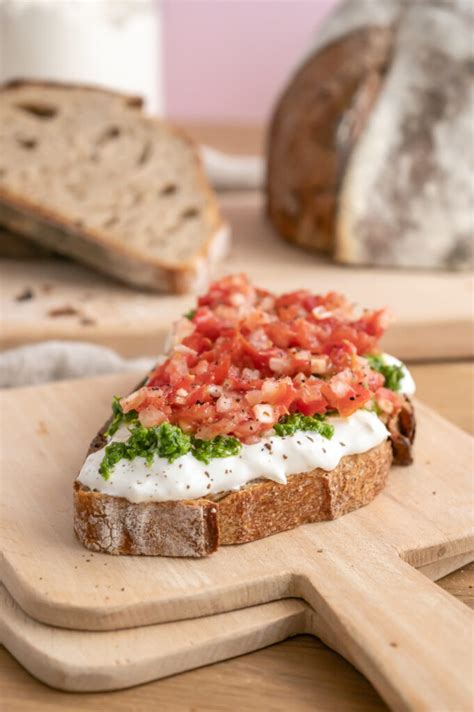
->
[[1, 78, 143, 108], [386, 397, 416, 466], [0, 224, 57, 259], [266, 27, 393, 253]]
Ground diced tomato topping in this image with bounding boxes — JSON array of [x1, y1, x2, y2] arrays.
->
[[375, 387, 402, 416], [120, 274, 401, 442]]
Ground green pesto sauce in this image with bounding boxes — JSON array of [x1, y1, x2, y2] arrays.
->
[[100, 399, 242, 479], [366, 354, 404, 392], [105, 396, 138, 437], [274, 412, 334, 439], [100, 400, 334, 480]]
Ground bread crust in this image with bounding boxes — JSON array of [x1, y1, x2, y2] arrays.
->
[[218, 440, 392, 545], [266, 28, 393, 254], [1, 78, 144, 108], [0, 81, 226, 294], [74, 482, 220, 557], [0, 225, 56, 259], [74, 440, 393, 557]]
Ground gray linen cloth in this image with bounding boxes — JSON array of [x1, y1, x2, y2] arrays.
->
[[0, 341, 155, 388]]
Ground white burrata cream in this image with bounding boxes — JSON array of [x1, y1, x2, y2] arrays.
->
[[78, 410, 389, 503], [77, 354, 414, 503]]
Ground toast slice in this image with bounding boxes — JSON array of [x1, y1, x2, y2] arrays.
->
[[74, 385, 413, 557], [0, 80, 227, 293], [73, 274, 416, 557]]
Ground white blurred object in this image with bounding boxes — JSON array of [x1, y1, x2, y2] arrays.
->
[[0, 341, 155, 387], [200, 146, 265, 191], [0, 0, 163, 114]]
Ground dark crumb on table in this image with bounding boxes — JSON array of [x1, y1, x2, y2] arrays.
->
[[48, 304, 79, 318], [36, 420, 48, 436], [15, 287, 34, 302]]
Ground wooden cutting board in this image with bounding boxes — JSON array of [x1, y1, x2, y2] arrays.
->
[[1, 193, 472, 360], [1, 374, 473, 710], [2, 546, 472, 696]]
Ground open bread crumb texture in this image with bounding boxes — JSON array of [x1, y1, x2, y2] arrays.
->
[[0, 84, 218, 264]]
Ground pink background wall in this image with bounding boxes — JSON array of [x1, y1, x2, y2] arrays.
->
[[162, 0, 338, 123]]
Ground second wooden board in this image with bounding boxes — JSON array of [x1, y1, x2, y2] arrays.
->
[[1, 193, 472, 360], [1, 550, 471, 695]]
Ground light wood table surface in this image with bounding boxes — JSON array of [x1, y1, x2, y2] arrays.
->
[[2, 125, 473, 711]]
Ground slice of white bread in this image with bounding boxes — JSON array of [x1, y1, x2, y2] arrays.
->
[[74, 397, 415, 557], [0, 81, 228, 293]]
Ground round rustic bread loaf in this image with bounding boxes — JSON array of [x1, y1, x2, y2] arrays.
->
[[266, 0, 473, 270]]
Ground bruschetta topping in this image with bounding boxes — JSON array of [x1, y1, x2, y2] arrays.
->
[[118, 274, 407, 443]]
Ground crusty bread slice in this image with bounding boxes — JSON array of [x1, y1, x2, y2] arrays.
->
[[74, 440, 393, 557], [74, 387, 415, 557], [0, 80, 227, 293]]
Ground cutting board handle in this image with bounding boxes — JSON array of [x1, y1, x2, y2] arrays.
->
[[298, 551, 473, 711]]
